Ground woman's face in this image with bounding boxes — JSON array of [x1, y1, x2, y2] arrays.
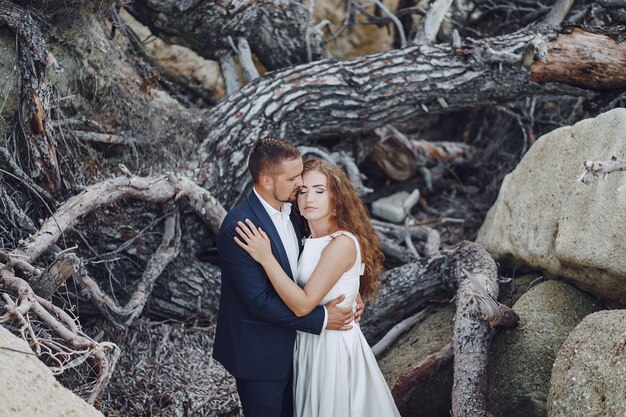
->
[[297, 170, 332, 222]]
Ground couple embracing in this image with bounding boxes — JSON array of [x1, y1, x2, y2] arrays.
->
[[213, 139, 400, 417]]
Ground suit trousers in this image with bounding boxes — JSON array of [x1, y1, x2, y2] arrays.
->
[[236, 367, 293, 417]]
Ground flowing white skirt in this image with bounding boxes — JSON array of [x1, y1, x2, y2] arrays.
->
[[293, 324, 401, 417]]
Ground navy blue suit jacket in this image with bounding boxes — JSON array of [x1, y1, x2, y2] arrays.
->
[[212, 192, 325, 381]]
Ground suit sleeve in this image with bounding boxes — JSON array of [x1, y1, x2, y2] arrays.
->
[[219, 220, 325, 334]]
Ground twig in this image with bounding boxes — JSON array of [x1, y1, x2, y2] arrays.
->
[[236, 37, 259, 82], [577, 156, 626, 184], [372, 305, 433, 357], [217, 51, 240, 95], [11, 174, 225, 263], [543, 0, 575, 26], [370, 0, 407, 48], [415, 0, 454, 44]]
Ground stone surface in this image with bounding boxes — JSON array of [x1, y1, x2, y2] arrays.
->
[[548, 310, 626, 417], [0, 326, 103, 417], [378, 305, 455, 417], [477, 108, 626, 304], [488, 280, 601, 417], [372, 191, 410, 223], [121, 10, 225, 102]]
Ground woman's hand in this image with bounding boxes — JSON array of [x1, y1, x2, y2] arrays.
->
[[234, 219, 273, 265]]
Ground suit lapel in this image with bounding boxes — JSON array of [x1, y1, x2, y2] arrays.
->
[[247, 192, 294, 279]]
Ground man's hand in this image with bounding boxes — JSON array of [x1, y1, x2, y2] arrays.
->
[[354, 293, 364, 325], [324, 295, 353, 331]]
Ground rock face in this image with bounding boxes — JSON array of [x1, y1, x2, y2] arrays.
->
[[488, 280, 600, 417], [0, 326, 103, 417], [476, 108, 626, 304], [548, 310, 626, 417], [378, 305, 455, 417]]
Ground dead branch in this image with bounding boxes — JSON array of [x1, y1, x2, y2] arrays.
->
[[11, 174, 225, 265], [33, 253, 81, 299], [72, 130, 139, 145], [127, 0, 322, 71], [0, 146, 57, 206], [372, 219, 441, 258], [371, 305, 434, 358], [360, 241, 519, 417], [544, 0, 575, 27], [577, 156, 626, 184], [392, 343, 454, 415], [76, 210, 182, 328], [197, 26, 616, 206], [530, 28, 626, 89], [0, 261, 120, 403], [415, 0, 454, 44]]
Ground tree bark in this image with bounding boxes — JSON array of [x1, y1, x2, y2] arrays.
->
[[127, 0, 322, 71], [197, 26, 622, 207], [392, 343, 454, 415], [0, 1, 62, 191], [530, 28, 626, 89]]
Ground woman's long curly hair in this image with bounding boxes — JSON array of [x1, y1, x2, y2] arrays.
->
[[298, 159, 384, 301]]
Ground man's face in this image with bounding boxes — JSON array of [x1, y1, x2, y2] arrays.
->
[[271, 157, 304, 203]]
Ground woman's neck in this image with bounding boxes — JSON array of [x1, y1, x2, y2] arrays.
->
[[307, 219, 335, 238]]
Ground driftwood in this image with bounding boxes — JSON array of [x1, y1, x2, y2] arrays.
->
[[0, 174, 225, 401], [392, 343, 454, 416], [128, 0, 321, 71], [0, 0, 618, 413], [578, 156, 626, 184], [361, 241, 518, 417], [196, 26, 624, 206]]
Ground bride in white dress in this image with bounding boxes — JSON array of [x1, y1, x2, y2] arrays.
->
[[234, 159, 401, 417]]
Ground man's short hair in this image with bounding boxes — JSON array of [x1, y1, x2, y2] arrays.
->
[[249, 138, 301, 183]]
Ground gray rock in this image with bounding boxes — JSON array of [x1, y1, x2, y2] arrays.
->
[[548, 310, 626, 417], [477, 108, 626, 304], [371, 191, 410, 223], [488, 280, 600, 417], [0, 326, 103, 417], [378, 305, 455, 417]]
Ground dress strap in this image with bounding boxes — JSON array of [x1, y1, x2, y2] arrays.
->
[[329, 231, 365, 275]]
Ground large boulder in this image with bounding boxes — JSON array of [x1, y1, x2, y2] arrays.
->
[[488, 280, 601, 417], [0, 326, 103, 417], [548, 310, 626, 417], [378, 305, 455, 417], [477, 108, 626, 304]]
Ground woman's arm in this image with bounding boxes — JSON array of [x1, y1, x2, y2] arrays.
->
[[235, 220, 356, 317]]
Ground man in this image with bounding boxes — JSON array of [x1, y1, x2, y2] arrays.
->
[[213, 138, 361, 417]]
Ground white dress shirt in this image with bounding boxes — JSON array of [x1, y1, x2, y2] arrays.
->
[[253, 187, 328, 330]]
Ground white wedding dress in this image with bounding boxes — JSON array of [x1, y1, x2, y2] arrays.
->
[[293, 231, 401, 417]]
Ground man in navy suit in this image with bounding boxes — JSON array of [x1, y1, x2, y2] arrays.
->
[[213, 138, 357, 417]]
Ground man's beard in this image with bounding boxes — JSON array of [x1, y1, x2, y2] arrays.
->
[[273, 188, 297, 203]]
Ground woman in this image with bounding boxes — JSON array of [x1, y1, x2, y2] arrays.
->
[[234, 159, 400, 417]]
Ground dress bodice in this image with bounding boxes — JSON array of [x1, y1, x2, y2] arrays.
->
[[296, 231, 363, 309]]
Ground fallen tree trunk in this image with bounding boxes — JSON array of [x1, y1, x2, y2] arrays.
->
[[365, 241, 518, 417], [127, 0, 322, 71], [197, 27, 624, 206]]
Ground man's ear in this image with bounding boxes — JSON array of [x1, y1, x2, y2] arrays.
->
[[259, 173, 273, 191]]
